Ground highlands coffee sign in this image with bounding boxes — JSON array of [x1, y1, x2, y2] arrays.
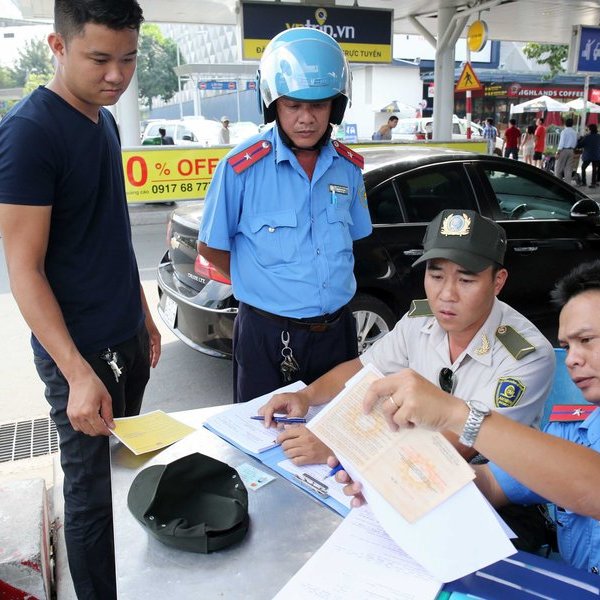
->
[[507, 83, 584, 99]]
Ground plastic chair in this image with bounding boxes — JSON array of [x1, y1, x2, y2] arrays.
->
[[540, 348, 589, 429]]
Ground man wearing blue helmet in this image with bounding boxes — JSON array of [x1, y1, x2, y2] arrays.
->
[[198, 28, 372, 403]]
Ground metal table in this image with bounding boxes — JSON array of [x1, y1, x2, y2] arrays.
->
[[110, 406, 342, 599]]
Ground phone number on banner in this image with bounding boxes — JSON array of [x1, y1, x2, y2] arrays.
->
[[122, 146, 229, 203]]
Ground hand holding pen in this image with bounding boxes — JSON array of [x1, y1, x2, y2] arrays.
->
[[256, 390, 310, 428], [251, 415, 307, 425]]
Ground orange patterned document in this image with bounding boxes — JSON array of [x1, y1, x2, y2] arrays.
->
[[309, 368, 475, 523]]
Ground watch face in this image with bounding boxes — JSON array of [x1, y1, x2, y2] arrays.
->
[[469, 400, 491, 415]]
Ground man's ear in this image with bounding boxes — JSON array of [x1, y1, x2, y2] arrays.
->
[[494, 268, 509, 295], [47, 32, 66, 62]]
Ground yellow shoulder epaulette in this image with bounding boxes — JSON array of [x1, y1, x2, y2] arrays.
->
[[407, 299, 433, 318], [227, 139, 272, 174], [495, 325, 535, 360]]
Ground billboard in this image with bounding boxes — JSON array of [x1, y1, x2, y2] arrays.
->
[[241, 2, 392, 64]]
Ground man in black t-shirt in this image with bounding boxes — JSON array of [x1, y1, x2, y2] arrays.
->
[[0, 1, 161, 598]]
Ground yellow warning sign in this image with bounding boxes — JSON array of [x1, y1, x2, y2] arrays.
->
[[455, 62, 483, 92]]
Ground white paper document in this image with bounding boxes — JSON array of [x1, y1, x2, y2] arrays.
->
[[204, 381, 312, 454], [273, 505, 442, 600], [308, 364, 516, 582]]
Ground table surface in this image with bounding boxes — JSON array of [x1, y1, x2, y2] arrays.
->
[[110, 406, 342, 599]]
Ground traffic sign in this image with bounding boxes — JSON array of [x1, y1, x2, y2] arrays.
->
[[569, 26, 600, 74], [467, 20, 488, 53], [455, 62, 483, 92]]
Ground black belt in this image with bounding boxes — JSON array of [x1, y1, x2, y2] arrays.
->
[[247, 305, 346, 332]]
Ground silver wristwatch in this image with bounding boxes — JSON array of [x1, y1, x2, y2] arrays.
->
[[458, 400, 491, 447]]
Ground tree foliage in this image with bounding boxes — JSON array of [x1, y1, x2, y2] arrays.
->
[[11, 38, 54, 86], [0, 66, 17, 89], [522, 43, 569, 79], [137, 24, 179, 110]]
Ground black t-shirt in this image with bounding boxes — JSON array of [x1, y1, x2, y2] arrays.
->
[[0, 86, 144, 357]]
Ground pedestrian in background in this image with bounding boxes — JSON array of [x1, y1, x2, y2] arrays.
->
[[158, 126, 174, 145], [502, 118, 521, 160], [198, 28, 372, 404], [482, 117, 498, 155], [218, 115, 230, 144], [520, 124, 536, 165], [0, 1, 161, 597], [533, 117, 546, 168], [555, 118, 578, 182], [372, 115, 398, 140], [577, 123, 600, 188]]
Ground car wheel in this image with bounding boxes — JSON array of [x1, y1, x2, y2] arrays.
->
[[350, 294, 397, 355]]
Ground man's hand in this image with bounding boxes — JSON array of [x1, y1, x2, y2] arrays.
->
[[278, 426, 331, 465], [327, 456, 365, 508], [146, 317, 161, 368], [258, 391, 310, 428], [362, 369, 466, 433], [66, 368, 114, 436]]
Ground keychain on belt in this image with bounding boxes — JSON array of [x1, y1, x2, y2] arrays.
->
[[280, 331, 300, 382]]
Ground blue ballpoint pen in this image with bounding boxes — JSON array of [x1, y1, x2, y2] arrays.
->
[[325, 463, 344, 479], [250, 415, 307, 424]]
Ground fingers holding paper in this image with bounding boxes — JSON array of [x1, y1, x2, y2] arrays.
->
[[362, 369, 463, 433], [327, 456, 366, 508], [278, 425, 332, 465], [258, 391, 309, 428]]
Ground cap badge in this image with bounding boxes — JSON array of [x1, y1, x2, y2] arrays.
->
[[440, 213, 472, 237]]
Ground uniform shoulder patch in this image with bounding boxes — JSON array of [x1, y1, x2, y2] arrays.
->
[[332, 140, 364, 169], [495, 377, 526, 408], [407, 299, 433, 318], [495, 325, 535, 360], [227, 140, 272, 174], [549, 404, 596, 422]]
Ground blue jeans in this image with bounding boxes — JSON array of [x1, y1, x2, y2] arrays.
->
[[34, 327, 149, 600]]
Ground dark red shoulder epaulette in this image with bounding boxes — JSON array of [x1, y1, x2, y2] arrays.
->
[[227, 140, 272, 174], [549, 404, 596, 422], [332, 140, 364, 169]]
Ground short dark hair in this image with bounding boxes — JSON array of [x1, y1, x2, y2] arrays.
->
[[590, 123, 598, 134], [486, 118, 494, 125], [158, 127, 166, 136], [527, 124, 536, 134], [54, 0, 144, 42], [565, 118, 574, 128], [538, 117, 545, 124], [509, 118, 516, 126], [551, 260, 600, 308], [389, 116, 399, 123]]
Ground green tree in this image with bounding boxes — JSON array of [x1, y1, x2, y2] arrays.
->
[[11, 38, 54, 86], [137, 24, 179, 110], [522, 43, 569, 79], [23, 72, 52, 95], [0, 66, 17, 89]]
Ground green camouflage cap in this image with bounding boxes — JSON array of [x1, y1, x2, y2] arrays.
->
[[412, 209, 507, 273], [127, 453, 249, 553]]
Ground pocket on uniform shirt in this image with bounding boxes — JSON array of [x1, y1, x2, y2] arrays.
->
[[325, 203, 354, 254], [247, 209, 299, 267]]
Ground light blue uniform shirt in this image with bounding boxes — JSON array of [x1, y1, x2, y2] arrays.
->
[[199, 126, 372, 317], [490, 407, 600, 573]]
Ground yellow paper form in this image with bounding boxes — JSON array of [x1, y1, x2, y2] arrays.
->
[[112, 410, 196, 455], [309, 369, 475, 523]]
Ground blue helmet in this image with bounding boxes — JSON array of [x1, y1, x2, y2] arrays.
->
[[257, 27, 351, 125]]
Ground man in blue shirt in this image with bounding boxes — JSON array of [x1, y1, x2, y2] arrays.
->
[[339, 260, 600, 574], [198, 28, 372, 403], [0, 1, 161, 597], [482, 117, 498, 155]]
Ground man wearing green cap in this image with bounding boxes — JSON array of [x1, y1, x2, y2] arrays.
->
[[260, 209, 555, 465]]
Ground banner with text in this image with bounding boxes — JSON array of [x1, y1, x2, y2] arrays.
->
[[241, 1, 392, 64]]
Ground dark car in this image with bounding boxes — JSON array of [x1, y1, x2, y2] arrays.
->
[[157, 146, 600, 358]]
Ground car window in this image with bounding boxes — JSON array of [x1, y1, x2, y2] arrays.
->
[[396, 164, 477, 223], [368, 181, 403, 224], [396, 120, 419, 134], [452, 123, 461, 135], [482, 168, 574, 220]]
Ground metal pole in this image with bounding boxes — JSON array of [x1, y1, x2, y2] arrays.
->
[[580, 74, 590, 137], [177, 44, 183, 119], [466, 44, 472, 139]]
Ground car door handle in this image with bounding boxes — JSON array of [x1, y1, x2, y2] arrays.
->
[[513, 246, 538, 253], [403, 249, 424, 256]]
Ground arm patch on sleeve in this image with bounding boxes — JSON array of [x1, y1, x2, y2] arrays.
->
[[495, 377, 526, 408]]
